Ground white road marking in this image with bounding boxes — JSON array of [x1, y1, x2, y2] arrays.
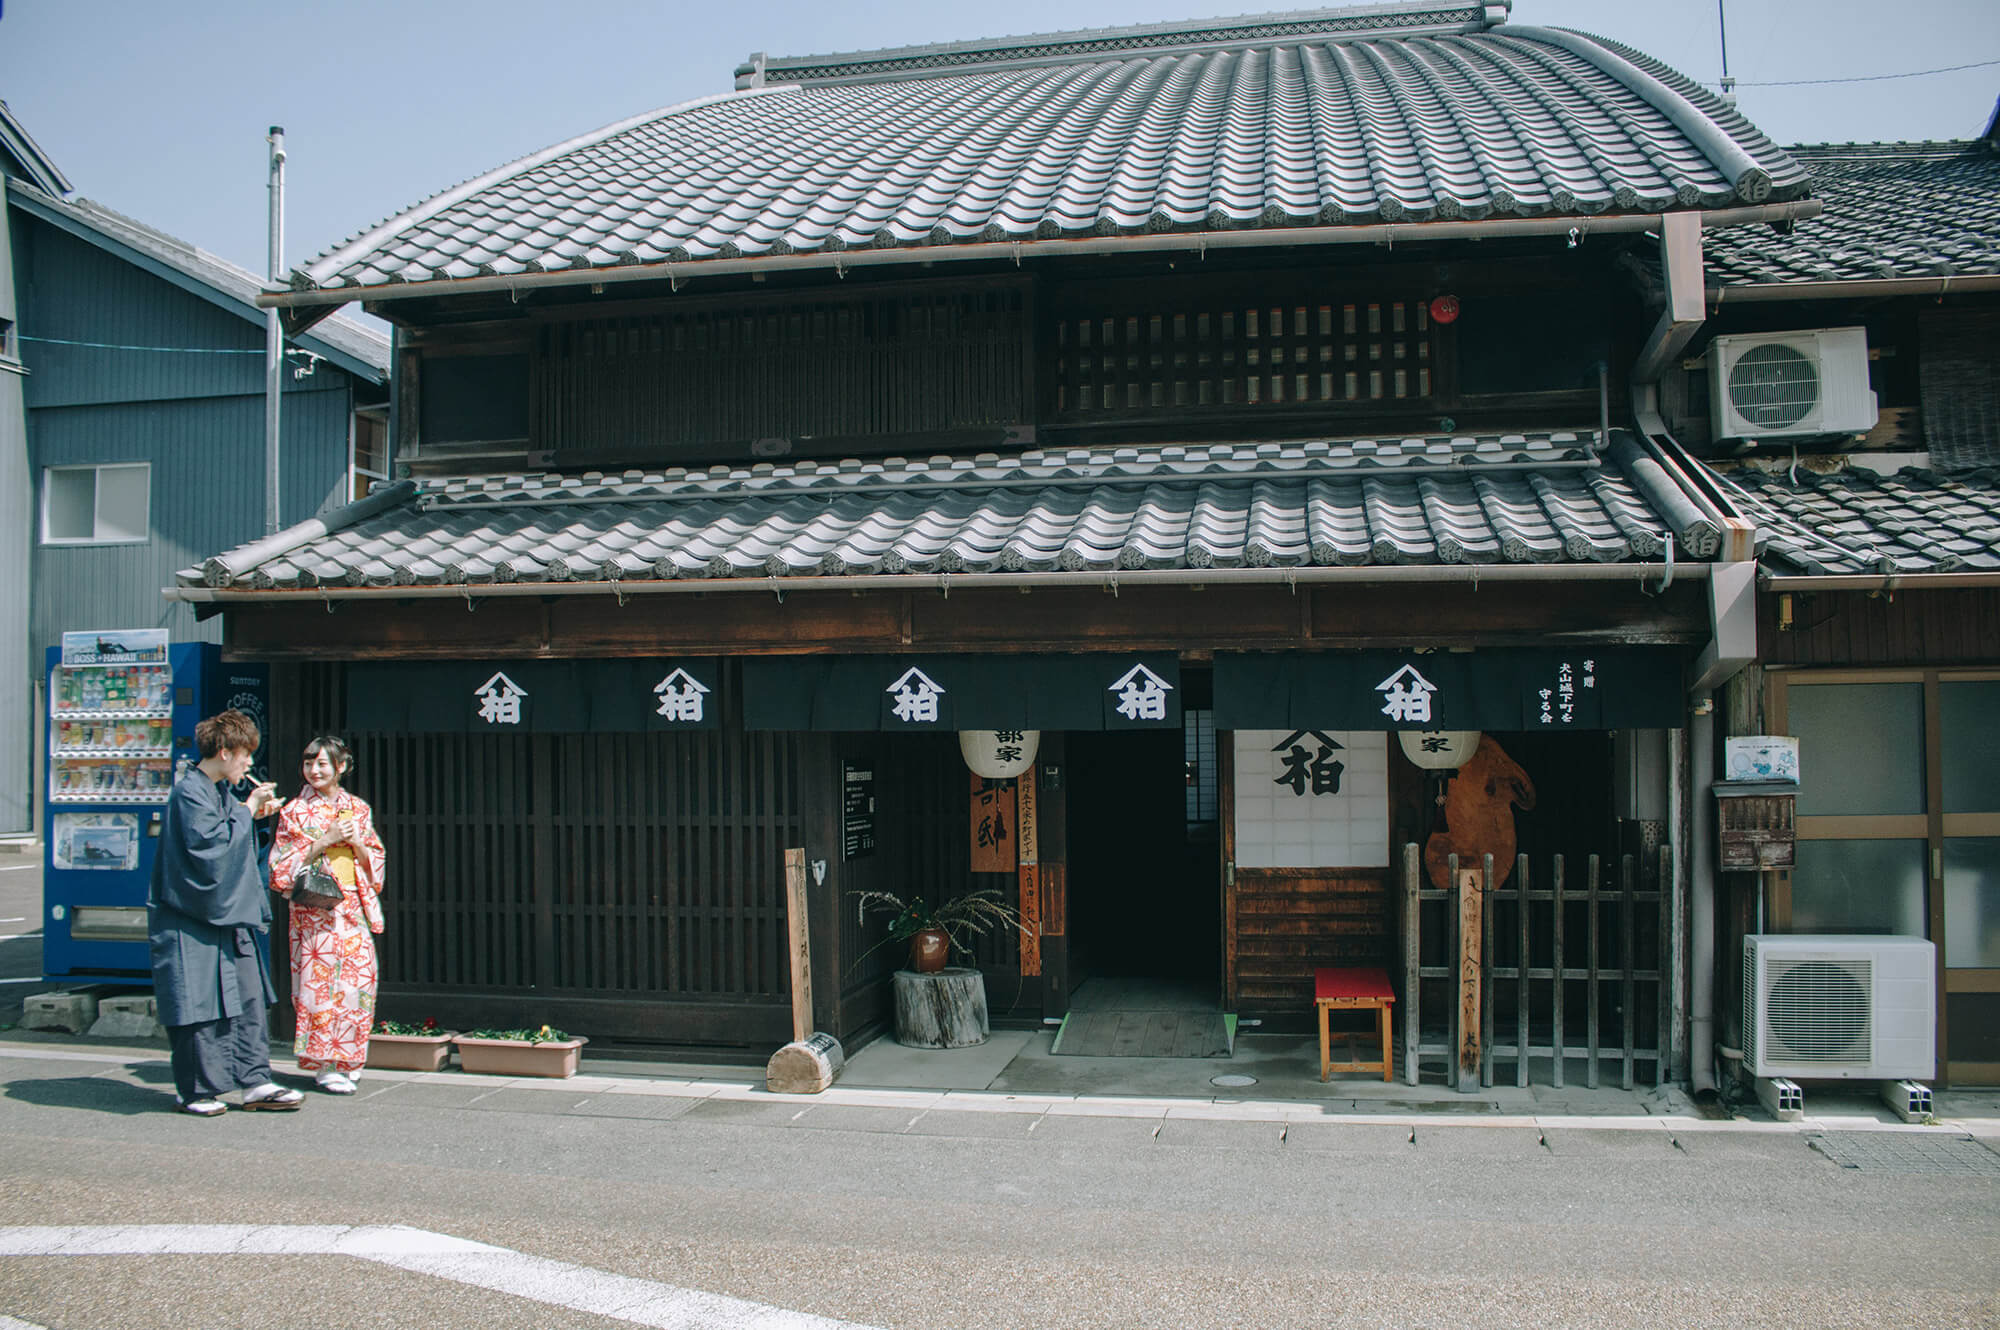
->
[[0, 978, 49, 985], [0, 863, 40, 871], [0, 916, 28, 922], [0, 1225, 879, 1329], [0, 932, 43, 940]]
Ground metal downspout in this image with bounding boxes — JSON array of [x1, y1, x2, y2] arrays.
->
[[1687, 703, 1717, 1094]]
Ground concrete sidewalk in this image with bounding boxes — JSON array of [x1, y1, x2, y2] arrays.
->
[[4, 1028, 1997, 1136]]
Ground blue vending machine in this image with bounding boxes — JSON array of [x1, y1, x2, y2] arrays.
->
[[43, 630, 269, 982]]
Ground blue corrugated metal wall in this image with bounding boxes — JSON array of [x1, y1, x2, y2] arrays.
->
[[19, 213, 367, 660]]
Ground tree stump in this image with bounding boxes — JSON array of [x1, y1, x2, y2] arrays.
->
[[893, 967, 989, 1048], [766, 1031, 845, 1094]]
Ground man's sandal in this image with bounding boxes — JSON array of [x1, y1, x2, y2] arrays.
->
[[239, 1084, 304, 1111]]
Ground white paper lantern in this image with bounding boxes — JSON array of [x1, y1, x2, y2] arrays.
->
[[959, 730, 1040, 779], [1399, 730, 1482, 770]]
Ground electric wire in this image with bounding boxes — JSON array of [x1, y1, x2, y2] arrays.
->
[[1708, 57, 2000, 88]]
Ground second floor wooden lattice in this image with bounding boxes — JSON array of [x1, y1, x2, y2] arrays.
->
[[533, 283, 1030, 461]]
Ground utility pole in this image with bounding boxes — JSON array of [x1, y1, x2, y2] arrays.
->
[[264, 126, 285, 536]]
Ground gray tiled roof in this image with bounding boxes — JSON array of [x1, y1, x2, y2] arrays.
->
[[1702, 142, 2000, 286], [181, 431, 1691, 591], [295, 5, 1805, 295], [1715, 464, 2000, 575]]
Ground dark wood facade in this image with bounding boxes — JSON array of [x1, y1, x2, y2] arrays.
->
[[235, 244, 1709, 1062]]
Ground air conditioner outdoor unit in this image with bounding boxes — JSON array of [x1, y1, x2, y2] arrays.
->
[[1709, 327, 1879, 440], [1743, 934, 1934, 1081]]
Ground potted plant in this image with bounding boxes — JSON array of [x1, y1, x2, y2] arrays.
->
[[851, 887, 1029, 974], [454, 1024, 589, 1078], [852, 887, 1033, 1049], [367, 1017, 457, 1072]]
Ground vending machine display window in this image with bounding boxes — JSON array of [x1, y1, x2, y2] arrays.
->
[[52, 813, 140, 871]]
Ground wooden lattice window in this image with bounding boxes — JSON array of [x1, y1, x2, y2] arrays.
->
[[1052, 297, 1434, 418]]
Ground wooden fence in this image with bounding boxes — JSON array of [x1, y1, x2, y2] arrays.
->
[[1400, 842, 1673, 1089]]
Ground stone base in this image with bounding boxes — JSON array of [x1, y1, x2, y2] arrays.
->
[[21, 989, 101, 1034], [89, 994, 163, 1040]]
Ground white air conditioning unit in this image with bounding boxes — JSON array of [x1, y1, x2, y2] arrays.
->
[[1709, 327, 1879, 440], [1743, 935, 1934, 1080]]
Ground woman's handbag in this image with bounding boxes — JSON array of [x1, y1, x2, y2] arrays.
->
[[289, 856, 345, 910]]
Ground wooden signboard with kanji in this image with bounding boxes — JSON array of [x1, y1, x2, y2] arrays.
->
[[1016, 767, 1040, 977], [970, 775, 1017, 873]]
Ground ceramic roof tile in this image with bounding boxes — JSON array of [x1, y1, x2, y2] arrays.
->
[[181, 429, 1709, 592], [1702, 142, 2000, 286], [1714, 464, 2000, 575], [295, 6, 1804, 295]]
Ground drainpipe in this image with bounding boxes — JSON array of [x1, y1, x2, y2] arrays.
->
[[1686, 701, 1717, 1093], [1626, 206, 1736, 1095]]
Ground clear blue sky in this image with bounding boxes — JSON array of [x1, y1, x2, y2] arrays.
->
[[2, 0, 1994, 279]]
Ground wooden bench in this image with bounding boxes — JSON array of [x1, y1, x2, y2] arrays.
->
[[1315, 965, 1396, 1082]]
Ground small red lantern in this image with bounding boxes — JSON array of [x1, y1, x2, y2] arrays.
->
[[1429, 295, 1461, 325]]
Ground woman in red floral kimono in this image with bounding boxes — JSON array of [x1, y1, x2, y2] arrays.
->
[[270, 735, 386, 1095]]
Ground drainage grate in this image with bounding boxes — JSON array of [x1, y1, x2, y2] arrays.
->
[[1806, 1132, 2000, 1176]]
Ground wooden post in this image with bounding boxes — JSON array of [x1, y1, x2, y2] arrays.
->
[[1401, 842, 1420, 1087], [785, 847, 812, 1044], [766, 846, 844, 1094], [1458, 863, 1483, 1094], [1017, 766, 1041, 978]]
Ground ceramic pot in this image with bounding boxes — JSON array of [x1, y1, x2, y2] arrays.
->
[[907, 927, 951, 974]]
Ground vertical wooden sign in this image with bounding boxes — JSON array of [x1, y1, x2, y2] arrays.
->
[[785, 847, 813, 1044], [970, 774, 1017, 873], [1016, 767, 1041, 977], [1457, 865, 1483, 1091]]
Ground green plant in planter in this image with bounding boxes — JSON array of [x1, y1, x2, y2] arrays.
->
[[851, 887, 1030, 966], [460, 1024, 573, 1043], [374, 1017, 444, 1037]]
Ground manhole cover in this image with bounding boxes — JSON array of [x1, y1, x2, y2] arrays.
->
[[1807, 1132, 2000, 1176], [1210, 1074, 1258, 1088]]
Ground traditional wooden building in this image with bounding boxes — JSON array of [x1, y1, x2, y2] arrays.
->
[[179, 2, 1830, 1081]]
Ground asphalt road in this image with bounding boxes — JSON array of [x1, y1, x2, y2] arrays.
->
[[2, 1045, 1998, 1329]]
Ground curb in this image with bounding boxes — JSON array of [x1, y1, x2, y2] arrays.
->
[[4, 1042, 1995, 1136]]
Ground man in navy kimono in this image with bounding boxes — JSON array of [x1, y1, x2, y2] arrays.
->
[[150, 709, 305, 1116]]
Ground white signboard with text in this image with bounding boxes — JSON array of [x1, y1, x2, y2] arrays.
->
[[1232, 730, 1389, 869]]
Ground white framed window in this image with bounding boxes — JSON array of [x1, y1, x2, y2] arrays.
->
[[41, 463, 150, 545], [350, 409, 389, 501]]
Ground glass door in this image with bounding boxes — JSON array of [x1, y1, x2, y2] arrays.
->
[[1771, 669, 2000, 1085]]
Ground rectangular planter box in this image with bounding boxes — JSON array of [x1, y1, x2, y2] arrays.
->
[[366, 1032, 456, 1073], [454, 1035, 588, 1078]]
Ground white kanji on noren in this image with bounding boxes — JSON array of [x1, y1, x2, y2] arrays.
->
[[474, 671, 527, 726], [1109, 663, 1173, 721], [886, 667, 946, 723], [653, 668, 710, 722], [1375, 664, 1438, 723]]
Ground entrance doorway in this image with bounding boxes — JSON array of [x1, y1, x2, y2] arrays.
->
[[1063, 722, 1221, 1008]]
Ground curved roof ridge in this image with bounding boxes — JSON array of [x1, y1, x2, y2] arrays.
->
[[297, 84, 795, 287], [1504, 25, 1778, 202], [742, 2, 1505, 88]]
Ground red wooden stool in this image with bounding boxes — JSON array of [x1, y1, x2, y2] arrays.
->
[[1314, 966, 1396, 1082]]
